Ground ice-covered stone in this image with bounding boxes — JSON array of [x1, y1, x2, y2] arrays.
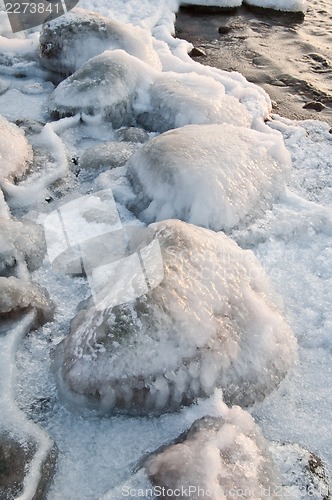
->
[[127, 123, 291, 231], [39, 9, 161, 75], [0, 217, 46, 276], [136, 72, 252, 132], [55, 219, 296, 414], [0, 276, 54, 324], [0, 115, 33, 181], [115, 127, 149, 144], [244, 0, 307, 13], [48, 50, 153, 126], [80, 141, 138, 170], [0, 432, 57, 500], [145, 411, 279, 500]]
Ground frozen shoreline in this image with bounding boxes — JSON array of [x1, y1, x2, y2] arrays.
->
[[0, 0, 331, 498]]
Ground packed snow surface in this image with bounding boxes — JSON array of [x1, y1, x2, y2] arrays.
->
[[243, 0, 307, 13], [127, 124, 291, 230]]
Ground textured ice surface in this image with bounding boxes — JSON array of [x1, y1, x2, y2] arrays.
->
[[0, 114, 32, 180], [127, 123, 291, 230], [180, 0, 243, 8], [136, 71, 252, 132], [48, 50, 154, 126], [145, 411, 279, 500], [55, 219, 296, 414], [39, 9, 161, 75]]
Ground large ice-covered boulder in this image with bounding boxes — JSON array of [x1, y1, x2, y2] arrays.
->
[[0, 277, 54, 324], [127, 124, 291, 231], [0, 115, 32, 181], [145, 410, 279, 500], [48, 50, 154, 126], [39, 9, 161, 75], [55, 219, 296, 414], [136, 72, 252, 132]]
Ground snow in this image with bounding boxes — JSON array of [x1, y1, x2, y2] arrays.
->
[[244, 0, 307, 13], [54, 219, 296, 414], [127, 123, 291, 230]]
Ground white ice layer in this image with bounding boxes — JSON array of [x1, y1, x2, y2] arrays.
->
[[56, 219, 296, 413], [244, 0, 307, 13], [180, 0, 243, 7], [127, 123, 291, 231]]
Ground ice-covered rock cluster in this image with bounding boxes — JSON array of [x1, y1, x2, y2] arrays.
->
[[55, 220, 296, 414]]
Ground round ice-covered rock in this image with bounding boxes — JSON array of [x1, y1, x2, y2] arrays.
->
[[0, 115, 32, 181], [55, 219, 296, 414], [136, 72, 252, 132], [80, 141, 138, 170], [48, 50, 153, 126], [0, 276, 54, 324], [145, 410, 279, 500], [0, 217, 46, 276], [127, 124, 291, 231], [39, 9, 160, 75]]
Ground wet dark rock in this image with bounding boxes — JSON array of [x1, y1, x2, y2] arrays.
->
[[189, 46, 206, 57], [303, 101, 326, 111], [218, 25, 232, 34]]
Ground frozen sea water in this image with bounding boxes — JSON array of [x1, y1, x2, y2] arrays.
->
[[0, 0, 331, 498]]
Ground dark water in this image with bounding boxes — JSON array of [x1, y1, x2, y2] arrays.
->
[[176, 0, 332, 125]]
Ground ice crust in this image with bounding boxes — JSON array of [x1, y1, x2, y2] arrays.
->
[[180, 0, 306, 11], [145, 411, 279, 500], [55, 219, 296, 414], [0, 115, 33, 181], [39, 9, 161, 75], [127, 123, 291, 230]]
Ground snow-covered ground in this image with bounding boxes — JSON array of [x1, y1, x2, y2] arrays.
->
[[0, 0, 331, 499]]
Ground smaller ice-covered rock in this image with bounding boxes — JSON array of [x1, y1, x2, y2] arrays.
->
[[80, 141, 138, 170], [0, 115, 32, 181], [48, 50, 154, 126], [136, 72, 252, 133], [39, 9, 160, 75], [0, 432, 57, 500], [115, 127, 149, 144], [127, 123, 291, 231], [145, 410, 279, 500], [55, 219, 296, 414], [0, 276, 54, 324], [0, 217, 46, 276]]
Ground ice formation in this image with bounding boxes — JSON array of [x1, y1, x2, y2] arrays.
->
[[145, 410, 279, 500], [243, 0, 307, 13], [127, 123, 291, 231], [55, 219, 296, 414], [0, 115, 32, 181], [0, 276, 54, 324], [38, 9, 161, 75], [48, 50, 155, 126], [136, 72, 252, 132], [180, 0, 306, 11], [80, 141, 139, 170]]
